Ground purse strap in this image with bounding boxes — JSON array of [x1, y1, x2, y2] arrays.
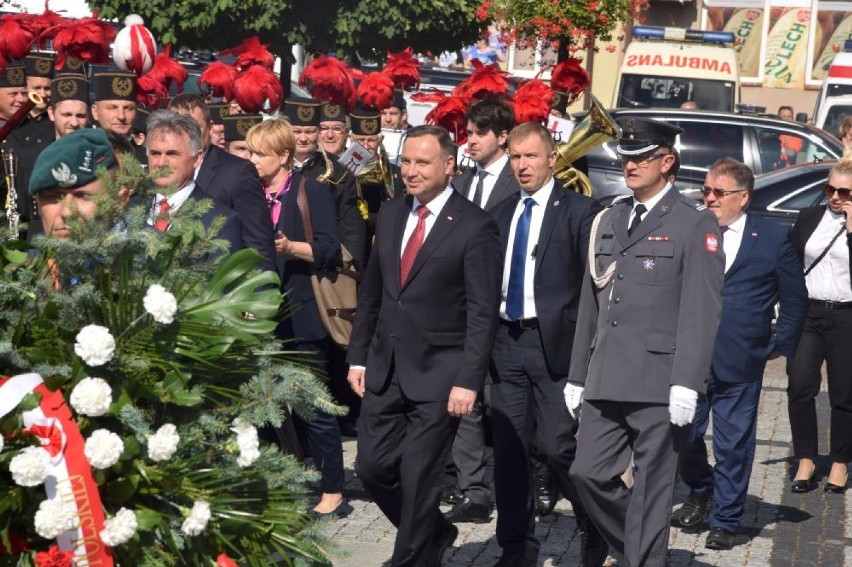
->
[[804, 225, 846, 276], [295, 176, 313, 242]]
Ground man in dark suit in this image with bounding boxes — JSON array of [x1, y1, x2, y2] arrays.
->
[[566, 118, 725, 567], [489, 122, 604, 567], [675, 159, 807, 550], [145, 110, 242, 253], [167, 94, 274, 269], [347, 125, 502, 566]]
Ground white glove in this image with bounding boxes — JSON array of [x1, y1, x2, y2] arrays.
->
[[669, 385, 698, 427], [563, 382, 585, 420]]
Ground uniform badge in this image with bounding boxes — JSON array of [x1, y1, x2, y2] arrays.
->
[[643, 258, 655, 271], [705, 233, 719, 254]]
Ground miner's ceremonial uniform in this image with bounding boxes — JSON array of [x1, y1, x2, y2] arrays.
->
[[567, 119, 725, 567]]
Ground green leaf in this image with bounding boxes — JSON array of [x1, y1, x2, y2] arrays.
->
[[106, 474, 139, 505], [134, 508, 164, 531], [17, 392, 42, 412]]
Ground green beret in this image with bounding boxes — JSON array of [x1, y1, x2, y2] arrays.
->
[[29, 129, 117, 195]]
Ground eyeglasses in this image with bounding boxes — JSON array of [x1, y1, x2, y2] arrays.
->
[[618, 152, 669, 166], [701, 186, 746, 198], [824, 183, 852, 200], [320, 125, 347, 134]]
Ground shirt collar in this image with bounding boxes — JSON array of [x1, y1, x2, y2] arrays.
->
[[633, 182, 672, 214], [725, 212, 747, 233], [521, 176, 555, 206], [477, 153, 508, 177], [413, 185, 455, 216], [157, 180, 196, 208]]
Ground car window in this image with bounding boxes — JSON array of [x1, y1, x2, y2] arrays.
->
[[773, 182, 826, 211], [753, 126, 832, 172], [669, 120, 744, 170]]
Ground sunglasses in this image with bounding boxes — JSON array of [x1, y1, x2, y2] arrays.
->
[[618, 152, 669, 166], [824, 183, 852, 200], [701, 186, 746, 198]]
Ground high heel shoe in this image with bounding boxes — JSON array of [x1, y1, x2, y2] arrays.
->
[[824, 471, 848, 494], [791, 462, 816, 493]]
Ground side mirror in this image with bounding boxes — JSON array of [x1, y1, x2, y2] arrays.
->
[[795, 112, 808, 123]]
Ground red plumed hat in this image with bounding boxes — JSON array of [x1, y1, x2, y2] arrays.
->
[[198, 60, 239, 100], [381, 47, 420, 91], [0, 13, 36, 71], [453, 60, 510, 101], [137, 45, 188, 107], [51, 16, 116, 71], [356, 72, 395, 111], [30, 3, 66, 49], [550, 58, 590, 100], [136, 73, 167, 108], [218, 36, 275, 71], [298, 55, 354, 107], [233, 65, 283, 113], [512, 79, 554, 125], [412, 90, 470, 144]]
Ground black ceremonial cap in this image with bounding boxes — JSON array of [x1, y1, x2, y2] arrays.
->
[[283, 97, 322, 126], [320, 102, 347, 122], [223, 114, 262, 142], [24, 53, 55, 79], [349, 106, 381, 136], [92, 69, 137, 102], [51, 73, 89, 104], [615, 117, 683, 155], [0, 60, 26, 88]]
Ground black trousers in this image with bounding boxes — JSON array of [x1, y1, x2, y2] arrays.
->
[[490, 323, 591, 560], [787, 303, 852, 462], [355, 369, 458, 567]]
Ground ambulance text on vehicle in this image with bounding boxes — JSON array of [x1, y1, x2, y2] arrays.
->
[[614, 27, 740, 112]]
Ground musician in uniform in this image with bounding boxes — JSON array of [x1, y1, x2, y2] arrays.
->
[[319, 102, 349, 157], [17, 53, 55, 147], [1, 60, 31, 236], [566, 118, 724, 567]]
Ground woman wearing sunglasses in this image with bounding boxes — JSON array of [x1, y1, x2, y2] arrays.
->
[[786, 160, 852, 494]]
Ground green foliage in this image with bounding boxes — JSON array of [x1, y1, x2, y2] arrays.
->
[[0, 155, 341, 565]]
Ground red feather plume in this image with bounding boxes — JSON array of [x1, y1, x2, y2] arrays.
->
[[136, 45, 188, 107], [198, 60, 239, 100], [30, 3, 65, 48], [218, 36, 275, 71], [381, 47, 420, 91], [356, 72, 395, 111], [453, 60, 510, 101], [298, 55, 353, 107], [550, 58, 590, 102], [233, 65, 283, 113], [51, 17, 116, 70], [513, 79, 554, 125], [414, 90, 469, 144], [0, 13, 36, 70], [136, 73, 168, 108]]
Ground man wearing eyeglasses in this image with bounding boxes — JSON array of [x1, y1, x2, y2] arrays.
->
[[565, 117, 725, 567], [319, 102, 349, 157], [675, 158, 807, 551]]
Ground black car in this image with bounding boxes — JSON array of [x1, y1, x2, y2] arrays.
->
[[584, 108, 844, 203], [747, 160, 834, 228]]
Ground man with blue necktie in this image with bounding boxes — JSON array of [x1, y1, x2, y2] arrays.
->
[[490, 122, 604, 567]]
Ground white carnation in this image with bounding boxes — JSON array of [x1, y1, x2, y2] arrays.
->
[[100, 507, 138, 546], [231, 419, 260, 468], [9, 446, 51, 487], [70, 377, 113, 417], [84, 429, 124, 469], [181, 500, 211, 536], [74, 324, 116, 367], [147, 423, 180, 462], [34, 498, 79, 539], [143, 284, 178, 324]]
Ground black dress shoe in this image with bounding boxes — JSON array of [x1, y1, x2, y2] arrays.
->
[[675, 492, 710, 529], [534, 471, 559, 516], [579, 522, 608, 567], [791, 466, 817, 493], [307, 498, 354, 520], [434, 523, 458, 562], [441, 485, 463, 506], [493, 553, 536, 567], [824, 472, 848, 493], [705, 527, 735, 550], [443, 496, 491, 523]]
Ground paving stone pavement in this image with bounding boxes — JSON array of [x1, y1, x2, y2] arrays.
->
[[320, 359, 851, 566]]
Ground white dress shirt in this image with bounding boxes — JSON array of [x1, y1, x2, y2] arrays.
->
[[148, 181, 196, 227], [804, 208, 852, 302], [629, 183, 672, 228], [500, 177, 555, 319], [400, 185, 455, 256], [722, 212, 746, 273], [466, 154, 508, 209]]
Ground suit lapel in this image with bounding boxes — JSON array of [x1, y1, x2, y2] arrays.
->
[[485, 163, 519, 210], [533, 186, 562, 276], [392, 196, 412, 293], [498, 193, 521, 253], [725, 214, 757, 279], [452, 168, 474, 198], [401, 193, 462, 290], [196, 146, 217, 190]]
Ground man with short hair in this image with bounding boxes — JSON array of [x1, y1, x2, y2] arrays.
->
[[17, 53, 55, 146], [674, 158, 807, 551], [91, 69, 138, 137], [167, 93, 274, 270], [348, 124, 502, 566], [380, 90, 408, 130], [778, 105, 794, 121], [319, 102, 349, 156], [0, 60, 28, 130], [567, 118, 725, 567]]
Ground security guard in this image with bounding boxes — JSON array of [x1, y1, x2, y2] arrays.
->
[[566, 118, 724, 567]]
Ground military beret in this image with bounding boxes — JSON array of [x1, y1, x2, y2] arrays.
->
[[0, 60, 26, 88], [320, 102, 347, 123], [615, 117, 683, 155], [209, 103, 229, 125], [51, 73, 89, 104], [283, 97, 322, 126], [223, 114, 263, 142], [24, 53, 55, 79], [92, 69, 137, 102], [350, 106, 381, 136], [29, 129, 117, 195]]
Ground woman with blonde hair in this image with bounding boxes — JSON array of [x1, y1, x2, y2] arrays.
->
[[245, 118, 351, 518]]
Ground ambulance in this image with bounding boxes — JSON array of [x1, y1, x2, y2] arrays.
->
[[613, 26, 740, 112], [812, 41, 852, 136]]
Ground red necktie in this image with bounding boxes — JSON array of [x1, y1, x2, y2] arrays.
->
[[400, 205, 429, 285], [153, 199, 170, 232]]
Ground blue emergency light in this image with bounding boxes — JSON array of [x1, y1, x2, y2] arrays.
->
[[844, 39, 852, 52], [632, 26, 735, 45]]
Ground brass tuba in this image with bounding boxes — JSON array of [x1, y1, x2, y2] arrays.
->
[[356, 142, 393, 194], [316, 144, 351, 185], [553, 94, 620, 197]]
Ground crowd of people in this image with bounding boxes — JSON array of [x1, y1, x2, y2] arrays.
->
[[2, 42, 851, 567]]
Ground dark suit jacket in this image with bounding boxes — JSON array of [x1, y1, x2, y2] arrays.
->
[[347, 190, 502, 402], [791, 205, 852, 293], [493, 181, 601, 375], [712, 214, 807, 383], [185, 187, 243, 254], [196, 145, 275, 269], [274, 171, 341, 344], [452, 159, 520, 211]]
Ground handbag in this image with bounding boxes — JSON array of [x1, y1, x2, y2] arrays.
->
[[295, 177, 359, 347]]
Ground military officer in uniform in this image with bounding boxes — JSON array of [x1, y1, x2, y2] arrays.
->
[[566, 118, 724, 567]]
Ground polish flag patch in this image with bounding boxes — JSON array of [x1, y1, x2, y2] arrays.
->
[[705, 233, 719, 253]]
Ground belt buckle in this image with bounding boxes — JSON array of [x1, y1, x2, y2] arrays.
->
[[825, 300, 839, 310], [518, 318, 535, 330]]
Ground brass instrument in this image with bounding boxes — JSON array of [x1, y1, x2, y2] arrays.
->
[[553, 94, 620, 197], [0, 92, 43, 144], [2, 148, 19, 237], [356, 142, 393, 195], [316, 144, 350, 185]]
